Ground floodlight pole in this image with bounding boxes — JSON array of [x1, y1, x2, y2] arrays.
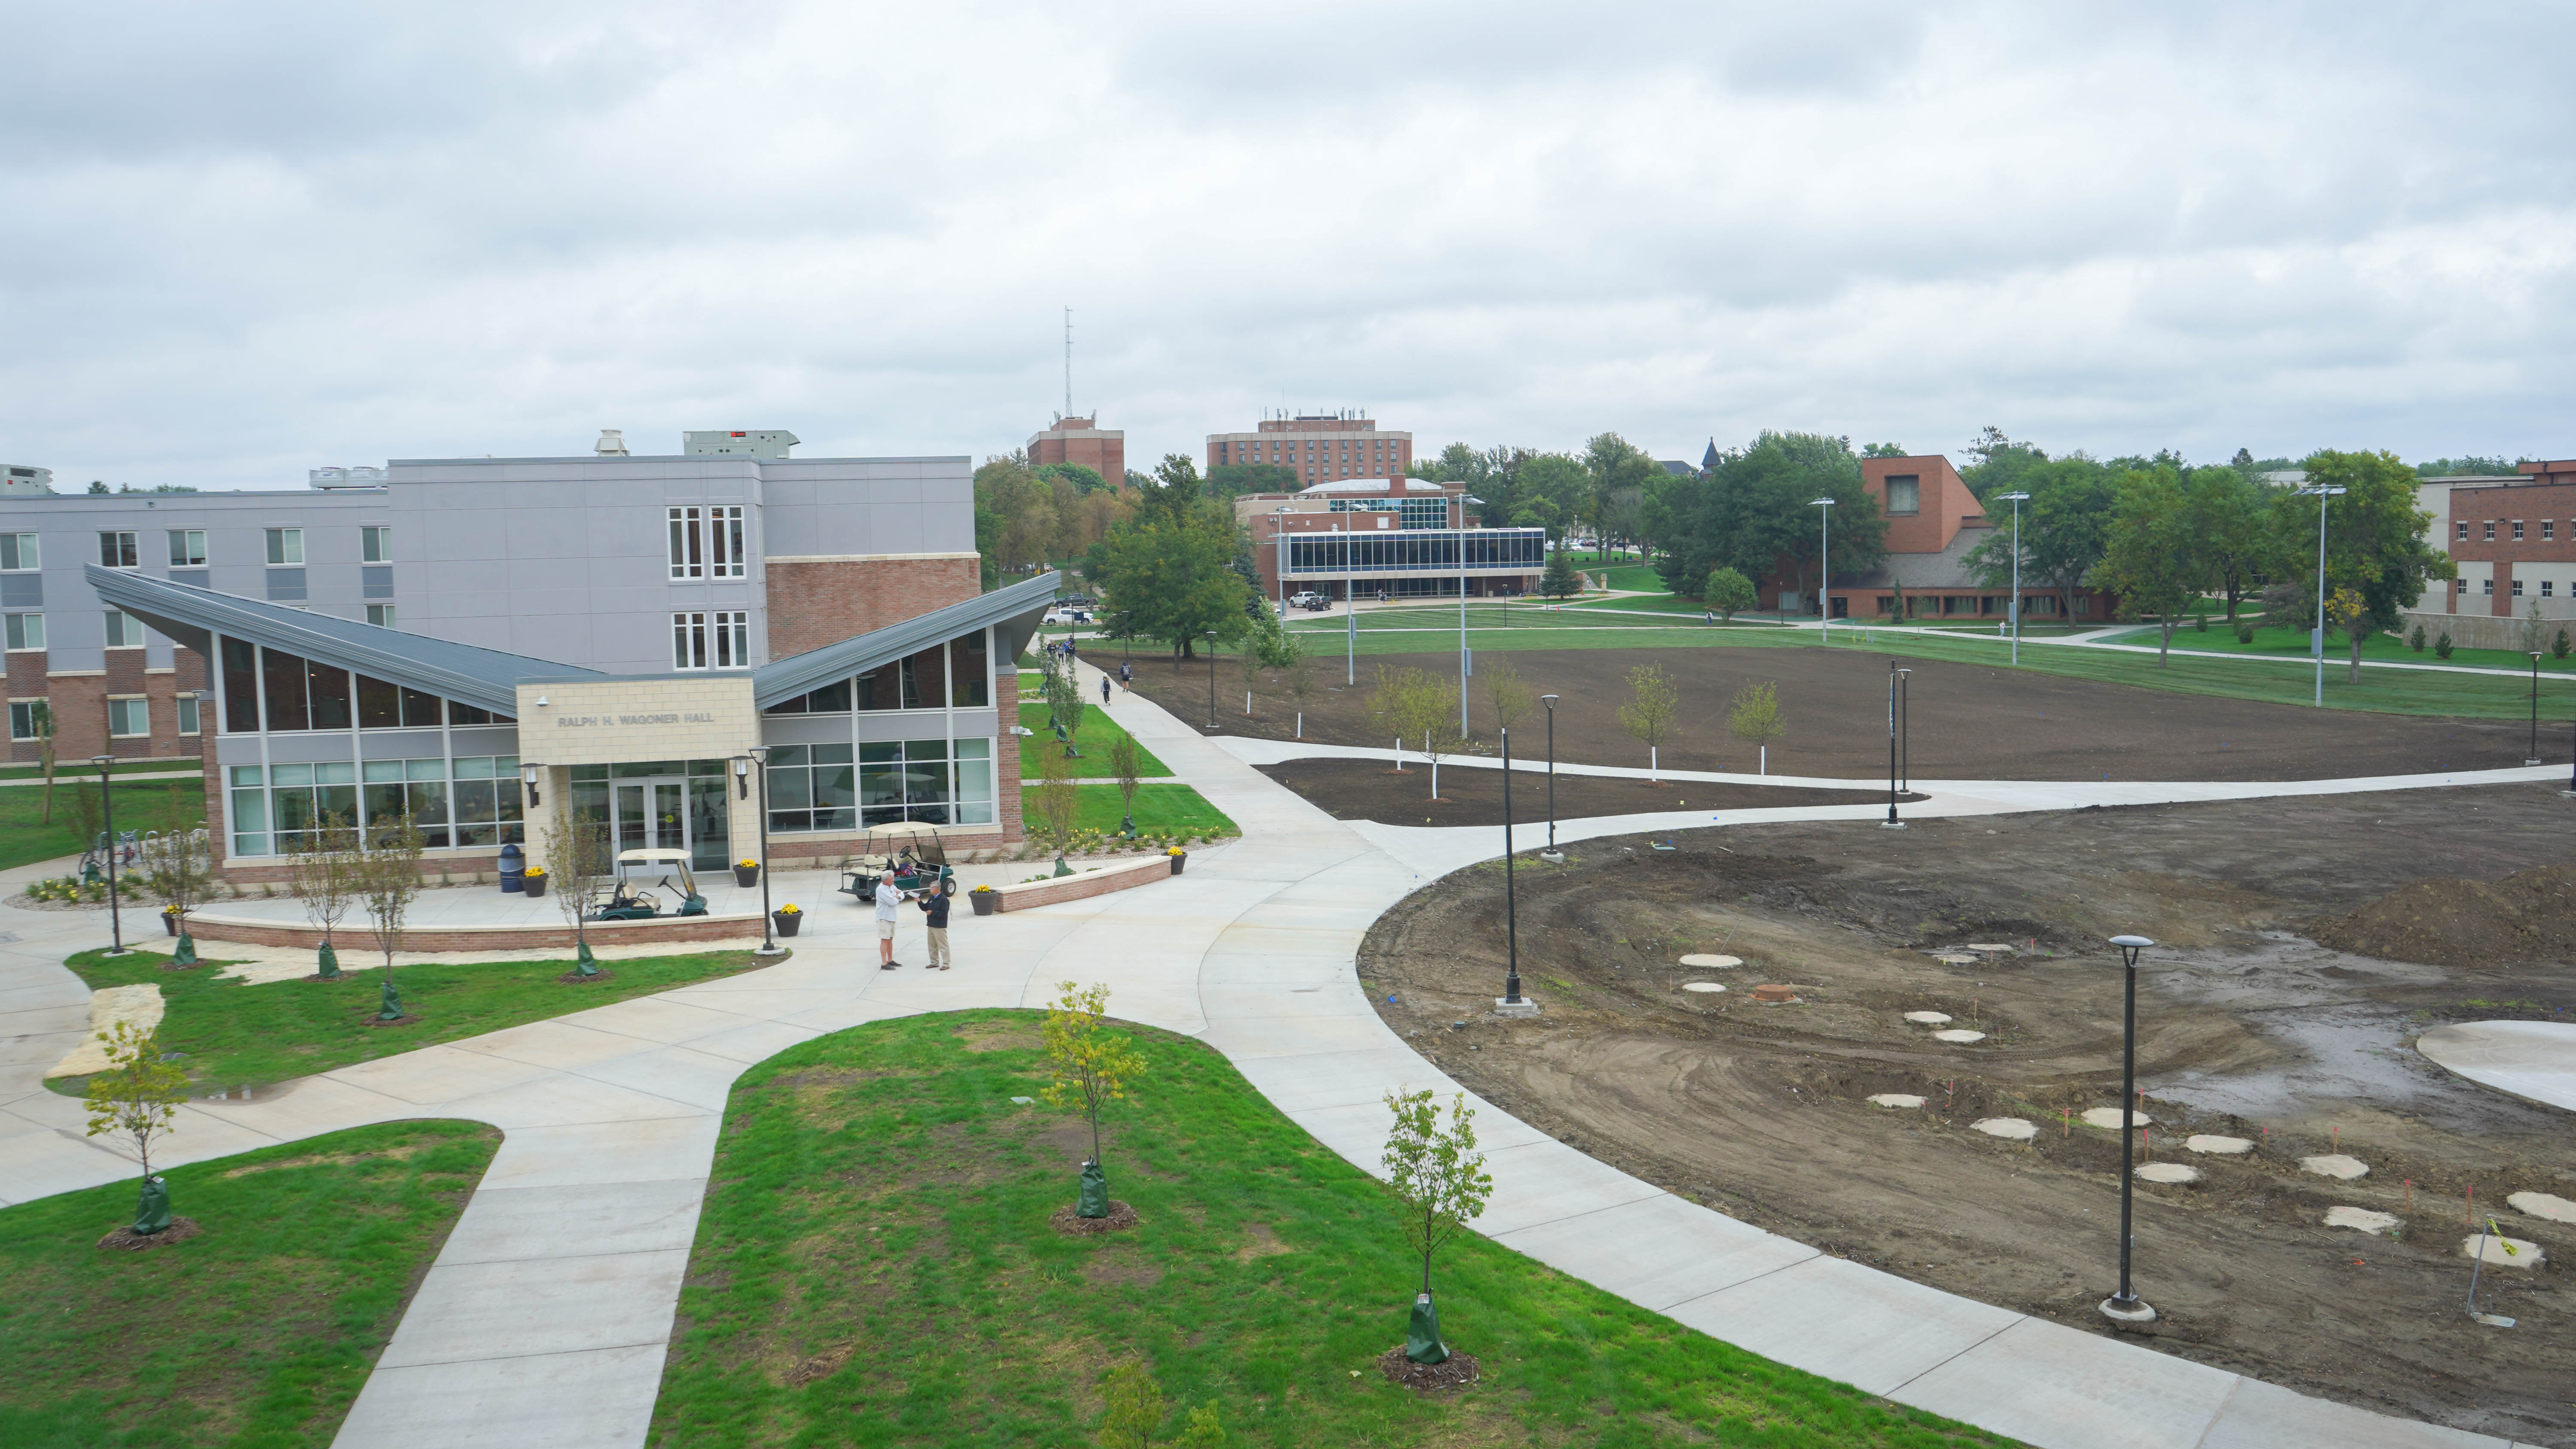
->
[[1343, 526, 1356, 685], [2300, 485, 2345, 707], [1996, 491, 2031, 664], [1501, 725, 1522, 1005], [2103, 934, 2157, 1323], [1459, 527, 1470, 737], [1810, 498, 1836, 641], [95, 754, 128, 956], [1899, 667, 1911, 791], [2530, 653, 2545, 766], [1540, 694, 1559, 854], [1204, 631, 1219, 731], [743, 748, 781, 955], [1883, 663, 1904, 828]]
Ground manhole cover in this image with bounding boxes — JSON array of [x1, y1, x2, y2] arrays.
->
[[1750, 983, 1798, 1003], [1680, 981, 1726, 994]]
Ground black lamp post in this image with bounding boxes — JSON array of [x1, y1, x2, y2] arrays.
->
[[1883, 662, 1905, 829], [1898, 667, 1911, 792], [1539, 694, 1560, 858], [1203, 630, 1219, 731], [2528, 652, 2544, 766], [2102, 933, 2156, 1323], [1501, 725, 1523, 1006], [95, 754, 128, 957], [742, 746, 783, 956]]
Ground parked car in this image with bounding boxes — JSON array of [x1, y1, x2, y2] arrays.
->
[[1290, 590, 1331, 611]]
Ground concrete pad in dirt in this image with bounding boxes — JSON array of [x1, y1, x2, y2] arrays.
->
[[2417, 1020, 2576, 1113]]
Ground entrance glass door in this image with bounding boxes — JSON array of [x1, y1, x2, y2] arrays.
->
[[613, 779, 689, 857]]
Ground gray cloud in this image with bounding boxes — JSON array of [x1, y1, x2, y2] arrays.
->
[[3, 0, 2570, 491]]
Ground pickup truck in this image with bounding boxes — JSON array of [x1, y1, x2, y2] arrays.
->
[[1289, 591, 1331, 611]]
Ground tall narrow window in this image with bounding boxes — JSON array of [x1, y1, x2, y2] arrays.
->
[[265, 527, 304, 564], [0, 534, 36, 571], [674, 610, 751, 668], [673, 611, 707, 669], [98, 531, 139, 568], [668, 506, 705, 579], [361, 525, 392, 562], [715, 610, 750, 667], [709, 506, 746, 578], [176, 694, 200, 736], [167, 530, 206, 566]]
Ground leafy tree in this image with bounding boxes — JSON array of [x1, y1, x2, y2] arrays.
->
[[1582, 433, 1661, 559], [31, 700, 56, 824], [83, 1022, 190, 1234], [1482, 658, 1535, 736], [1088, 464, 1254, 661], [1381, 1089, 1491, 1366], [2181, 466, 2276, 620], [1962, 456, 2117, 625], [1415, 443, 1533, 527], [1642, 433, 1881, 607], [358, 814, 425, 1020], [975, 455, 1057, 579], [136, 789, 214, 966], [287, 812, 361, 978], [1616, 663, 1680, 782], [1203, 462, 1299, 501], [2269, 449, 2455, 684], [540, 807, 612, 976], [1728, 680, 1784, 773], [1041, 981, 1148, 1218], [1701, 566, 1756, 621], [1034, 461, 1108, 494], [87, 479, 109, 494], [1958, 426, 2051, 502], [1862, 442, 1910, 458], [1097, 1365, 1223, 1449], [1034, 741, 1081, 870], [1109, 736, 1142, 837], [1538, 546, 1584, 600], [2414, 456, 2524, 478], [2231, 448, 2255, 469], [1509, 453, 1592, 536], [2090, 464, 2211, 666]]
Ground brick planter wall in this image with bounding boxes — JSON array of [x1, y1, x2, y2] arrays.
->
[[182, 911, 767, 953], [985, 853, 1176, 913]]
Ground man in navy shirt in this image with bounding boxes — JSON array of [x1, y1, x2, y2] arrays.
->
[[914, 883, 952, 970]]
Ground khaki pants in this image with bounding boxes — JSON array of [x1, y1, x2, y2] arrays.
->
[[925, 926, 951, 969]]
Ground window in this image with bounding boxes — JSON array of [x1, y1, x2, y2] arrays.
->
[[764, 742, 856, 831], [0, 534, 36, 571], [361, 526, 392, 563], [668, 506, 705, 579], [3, 613, 40, 651], [447, 755, 526, 847], [672, 610, 750, 669], [2484, 578, 2494, 596], [1883, 476, 1920, 515], [264, 527, 303, 564], [709, 505, 745, 578], [106, 697, 148, 737], [98, 531, 138, 568], [2075, 594, 2093, 615], [103, 610, 144, 648], [2514, 521, 2525, 540], [177, 694, 200, 736], [2458, 521, 2470, 541], [9, 701, 49, 741], [2549, 521, 2558, 540], [2546, 582, 2558, 599], [166, 530, 206, 566], [2458, 578, 2470, 594], [365, 759, 452, 849], [2512, 579, 2524, 596], [367, 604, 397, 627], [2485, 521, 2497, 541], [766, 736, 991, 830], [355, 673, 445, 729]]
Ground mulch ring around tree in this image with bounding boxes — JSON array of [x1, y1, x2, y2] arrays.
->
[[1377, 1346, 1481, 1391], [97, 1216, 204, 1252], [1048, 1200, 1140, 1237], [361, 1015, 420, 1029], [299, 973, 356, 983], [557, 969, 617, 985]]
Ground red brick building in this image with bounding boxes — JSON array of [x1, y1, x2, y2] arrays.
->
[[1027, 415, 1124, 488], [1790, 455, 2116, 623], [1207, 411, 1412, 483], [2430, 459, 2576, 617]]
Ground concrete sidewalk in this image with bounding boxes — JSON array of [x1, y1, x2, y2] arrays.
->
[[0, 663, 2537, 1447]]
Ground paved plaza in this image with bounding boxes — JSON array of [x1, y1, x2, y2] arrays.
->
[[0, 658, 2559, 1448]]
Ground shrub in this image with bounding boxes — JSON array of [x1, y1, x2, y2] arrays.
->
[[2435, 632, 2454, 659], [2556, 629, 2571, 661], [2234, 622, 2255, 645], [2409, 624, 2427, 652]]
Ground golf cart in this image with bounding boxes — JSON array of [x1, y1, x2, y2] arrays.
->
[[593, 848, 710, 921], [840, 822, 956, 903]]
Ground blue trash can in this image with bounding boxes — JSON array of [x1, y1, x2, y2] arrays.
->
[[498, 842, 526, 894]]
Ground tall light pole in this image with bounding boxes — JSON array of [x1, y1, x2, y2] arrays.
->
[[1898, 667, 1912, 791], [2297, 485, 2346, 706], [95, 754, 128, 957], [2530, 652, 2545, 766], [1883, 663, 1905, 829], [2102, 934, 2157, 1324], [1996, 491, 2031, 663], [1458, 521, 1470, 737], [1809, 497, 1836, 641], [1501, 725, 1523, 1007], [1539, 693, 1560, 858], [739, 747, 782, 955], [1343, 524, 1356, 685], [1204, 630, 1219, 731]]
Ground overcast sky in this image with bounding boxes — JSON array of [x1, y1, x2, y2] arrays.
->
[[6, 2, 2570, 491]]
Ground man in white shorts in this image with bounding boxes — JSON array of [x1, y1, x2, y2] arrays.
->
[[875, 874, 904, 969]]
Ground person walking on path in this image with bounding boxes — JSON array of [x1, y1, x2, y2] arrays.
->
[[914, 884, 952, 970], [875, 875, 904, 969], [1100, 675, 1110, 705], [1118, 661, 1132, 690]]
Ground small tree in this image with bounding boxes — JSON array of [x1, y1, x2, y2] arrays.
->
[[71, 778, 103, 881], [1109, 736, 1143, 839], [136, 788, 214, 968], [1281, 658, 1317, 736], [2519, 598, 2549, 657], [1483, 658, 1535, 737], [32, 701, 57, 825], [2556, 628, 2571, 661], [2435, 632, 2454, 659], [1041, 981, 1148, 1219], [1701, 567, 1756, 623], [541, 806, 613, 976], [2327, 586, 2376, 685], [1616, 662, 1680, 782], [1539, 545, 1583, 600], [356, 814, 425, 1021], [83, 1021, 190, 1235], [2409, 624, 2427, 652], [1729, 680, 1785, 774], [1381, 1089, 1492, 1366], [1393, 672, 1464, 800], [1098, 1364, 1223, 1449], [285, 813, 361, 978], [1035, 744, 1081, 873]]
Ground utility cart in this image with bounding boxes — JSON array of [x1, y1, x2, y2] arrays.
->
[[593, 848, 710, 921], [839, 822, 956, 903]]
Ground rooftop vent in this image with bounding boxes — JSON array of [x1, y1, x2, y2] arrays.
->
[[596, 429, 630, 456]]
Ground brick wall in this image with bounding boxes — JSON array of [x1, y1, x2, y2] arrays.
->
[[766, 555, 981, 659], [2443, 481, 2576, 618], [7, 646, 209, 766], [185, 909, 766, 952], [985, 852, 1176, 912], [996, 668, 1023, 843]]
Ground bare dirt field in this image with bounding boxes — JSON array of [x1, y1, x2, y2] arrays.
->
[[1114, 644, 2538, 781], [1252, 757, 1919, 828], [1361, 781, 2576, 1446]]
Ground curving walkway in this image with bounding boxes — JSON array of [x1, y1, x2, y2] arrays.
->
[[0, 669, 2553, 1448]]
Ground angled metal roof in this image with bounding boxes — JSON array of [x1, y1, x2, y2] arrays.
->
[[752, 571, 1061, 708], [85, 566, 599, 715]]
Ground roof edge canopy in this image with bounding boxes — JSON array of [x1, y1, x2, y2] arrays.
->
[[752, 571, 1062, 708], [84, 566, 599, 717]]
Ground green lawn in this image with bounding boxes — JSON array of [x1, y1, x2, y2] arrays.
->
[[648, 1010, 2006, 1449], [1017, 702, 1175, 780], [1025, 782, 1236, 838], [0, 776, 210, 874], [0, 762, 201, 782], [46, 947, 773, 1097], [2101, 619, 2576, 675], [0, 1120, 499, 1449]]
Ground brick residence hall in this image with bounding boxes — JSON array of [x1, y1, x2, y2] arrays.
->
[[14, 430, 1054, 883]]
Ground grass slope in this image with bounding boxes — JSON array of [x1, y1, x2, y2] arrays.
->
[[1017, 701, 1175, 780], [48, 948, 772, 1096], [649, 1010, 2008, 1449], [1029, 783, 1236, 837], [0, 777, 210, 875], [2102, 620, 2576, 675], [0, 1120, 499, 1449]]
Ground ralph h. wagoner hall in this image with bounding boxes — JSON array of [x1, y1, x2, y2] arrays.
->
[[40, 429, 1052, 883]]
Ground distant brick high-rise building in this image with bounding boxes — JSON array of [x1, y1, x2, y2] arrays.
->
[[1027, 415, 1124, 488], [1207, 411, 1412, 484]]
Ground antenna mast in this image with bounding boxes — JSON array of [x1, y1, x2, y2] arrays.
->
[[1063, 306, 1073, 418]]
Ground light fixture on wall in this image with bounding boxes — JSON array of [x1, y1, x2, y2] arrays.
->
[[535, 695, 550, 708], [521, 763, 543, 806], [733, 755, 751, 799]]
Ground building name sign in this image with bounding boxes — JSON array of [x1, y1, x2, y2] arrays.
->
[[555, 712, 719, 729]]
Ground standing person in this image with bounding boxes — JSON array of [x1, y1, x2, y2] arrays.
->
[[1119, 661, 1132, 690], [1100, 675, 1110, 705], [915, 883, 951, 970], [874, 873, 904, 970]]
